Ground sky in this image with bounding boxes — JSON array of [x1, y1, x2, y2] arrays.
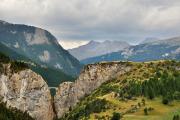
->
[[0, 0, 180, 49]]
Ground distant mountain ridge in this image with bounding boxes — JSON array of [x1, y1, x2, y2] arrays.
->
[[140, 37, 159, 44], [68, 40, 130, 60], [81, 37, 180, 64], [0, 20, 82, 86]]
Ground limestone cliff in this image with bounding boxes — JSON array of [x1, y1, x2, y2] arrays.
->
[[0, 63, 54, 120], [0, 61, 132, 119], [54, 62, 132, 118]]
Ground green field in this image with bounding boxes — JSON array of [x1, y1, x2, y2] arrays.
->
[[88, 94, 180, 120], [124, 99, 180, 120]]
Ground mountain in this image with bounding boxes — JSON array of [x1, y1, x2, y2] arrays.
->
[[81, 37, 180, 64], [0, 42, 74, 87], [68, 40, 130, 60], [0, 20, 82, 86], [55, 60, 180, 120], [0, 42, 30, 61], [140, 37, 159, 44]]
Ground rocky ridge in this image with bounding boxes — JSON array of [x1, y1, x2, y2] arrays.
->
[[68, 40, 130, 60], [81, 37, 180, 64], [54, 62, 132, 118], [0, 61, 132, 120]]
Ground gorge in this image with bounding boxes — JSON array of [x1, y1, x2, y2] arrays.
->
[[0, 54, 133, 120]]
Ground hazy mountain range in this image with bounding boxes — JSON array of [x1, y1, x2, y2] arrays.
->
[[0, 20, 180, 85], [68, 40, 130, 60], [140, 37, 159, 44], [0, 20, 82, 86], [81, 37, 180, 64]]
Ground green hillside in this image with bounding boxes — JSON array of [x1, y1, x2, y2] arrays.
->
[[60, 60, 180, 120], [0, 21, 82, 87], [0, 43, 75, 87], [0, 21, 82, 77]]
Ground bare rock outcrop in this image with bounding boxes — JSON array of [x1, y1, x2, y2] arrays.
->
[[0, 64, 54, 120], [0, 61, 132, 119], [54, 62, 132, 118]]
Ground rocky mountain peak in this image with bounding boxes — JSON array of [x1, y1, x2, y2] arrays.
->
[[88, 40, 99, 45], [68, 40, 130, 60]]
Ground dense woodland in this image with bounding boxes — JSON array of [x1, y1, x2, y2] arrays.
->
[[119, 69, 180, 103]]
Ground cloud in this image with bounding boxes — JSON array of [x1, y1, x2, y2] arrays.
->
[[0, 0, 180, 46]]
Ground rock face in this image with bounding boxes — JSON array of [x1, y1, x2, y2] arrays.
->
[[0, 64, 54, 120], [54, 62, 132, 118], [0, 61, 132, 119]]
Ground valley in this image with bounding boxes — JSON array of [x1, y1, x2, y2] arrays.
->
[[0, 49, 179, 120], [0, 20, 179, 120]]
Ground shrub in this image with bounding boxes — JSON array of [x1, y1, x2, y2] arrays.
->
[[173, 91, 180, 100], [144, 107, 148, 115], [84, 98, 108, 114], [162, 97, 169, 105], [10, 61, 28, 73], [141, 98, 145, 106], [173, 115, 180, 120], [162, 92, 173, 105], [111, 112, 121, 120], [148, 107, 154, 111]]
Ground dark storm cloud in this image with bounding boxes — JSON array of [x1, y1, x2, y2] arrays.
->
[[0, 0, 180, 45]]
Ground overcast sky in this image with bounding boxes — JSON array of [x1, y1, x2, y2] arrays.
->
[[1, 0, 180, 49]]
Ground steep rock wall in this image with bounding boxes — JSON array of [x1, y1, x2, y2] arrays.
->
[[0, 64, 54, 120], [54, 62, 132, 118]]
